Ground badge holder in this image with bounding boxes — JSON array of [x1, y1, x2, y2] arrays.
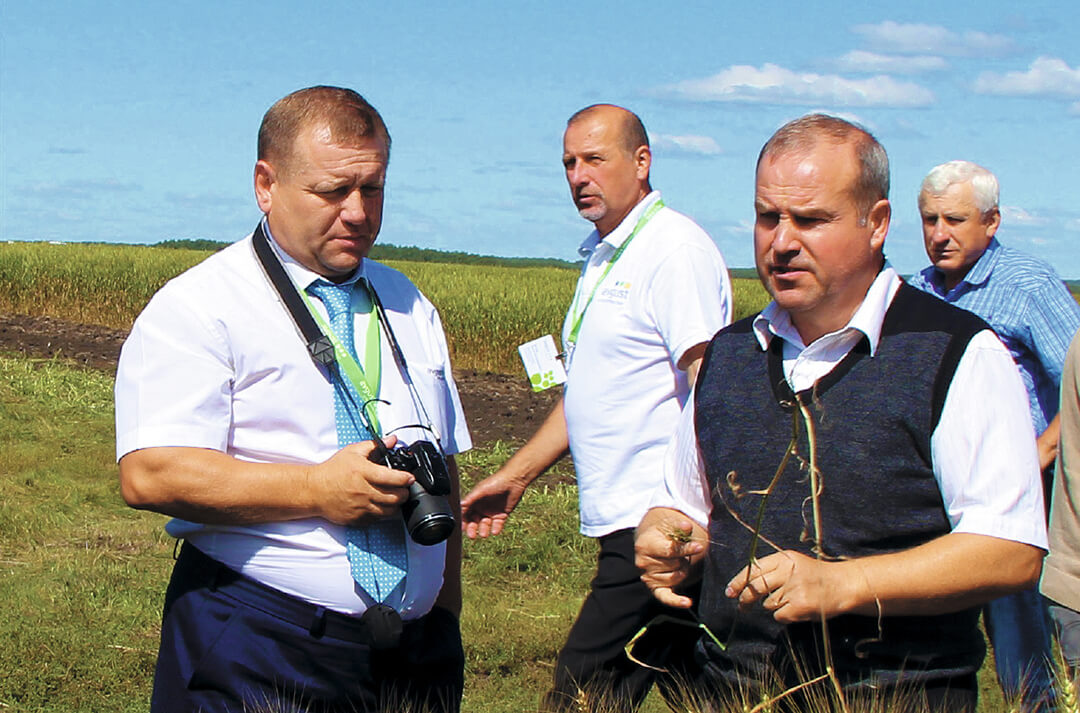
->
[[517, 334, 567, 391]]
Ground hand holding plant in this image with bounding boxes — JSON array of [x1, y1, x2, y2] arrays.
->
[[634, 507, 708, 609]]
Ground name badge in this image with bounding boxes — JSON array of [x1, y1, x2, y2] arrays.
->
[[517, 335, 567, 392]]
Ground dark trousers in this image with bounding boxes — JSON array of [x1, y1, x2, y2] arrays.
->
[[151, 543, 464, 713], [983, 588, 1055, 711], [684, 665, 978, 713], [542, 529, 701, 712]]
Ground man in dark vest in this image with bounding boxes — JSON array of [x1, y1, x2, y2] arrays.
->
[[634, 114, 1047, 713]]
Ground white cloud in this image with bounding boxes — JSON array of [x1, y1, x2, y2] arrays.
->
[[834, 50, 947, 75], [975, 57, 1080, 97], [660, 63, 934, 108], [1001, 205, 1049, 226], [723, 219, 754, 237], [652, 134, 723, 157], [1065, 218, 1080, 233], [852, 21, 1014, 56]]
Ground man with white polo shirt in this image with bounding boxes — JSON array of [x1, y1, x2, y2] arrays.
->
[[461, 104, 733, 711], [115, 86, 470, 713]]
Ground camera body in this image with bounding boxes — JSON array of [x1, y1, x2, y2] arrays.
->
[[383, 440, 456, 546]]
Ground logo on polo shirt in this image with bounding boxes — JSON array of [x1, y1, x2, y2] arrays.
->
[[598, 280, 632, 304]]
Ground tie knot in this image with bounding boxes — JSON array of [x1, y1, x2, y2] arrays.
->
[[308, 279, 355, 320]]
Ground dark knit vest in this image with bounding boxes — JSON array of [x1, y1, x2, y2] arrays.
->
[[693, 284, 990, 688]]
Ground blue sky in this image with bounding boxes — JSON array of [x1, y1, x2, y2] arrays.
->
[[3, 1, 1079, 275]]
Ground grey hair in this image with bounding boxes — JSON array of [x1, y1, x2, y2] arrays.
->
[[919, 160, 999, 215], [758, 113, 889, 225]]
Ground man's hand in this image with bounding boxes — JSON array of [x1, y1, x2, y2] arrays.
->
[[460, 398, 570, 539], [725, 551, 860, 623], [634, 507, 708, 609], [309, 435, 415, 526], [460, 470, 530, 539], [1037, 414, 1062, 472]]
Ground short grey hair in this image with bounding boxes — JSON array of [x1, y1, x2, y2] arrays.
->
[[919, 160, 999, 216], [758, 113, 889, 225]]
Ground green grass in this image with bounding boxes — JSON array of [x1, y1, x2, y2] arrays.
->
[[0, 355, 172, 711]]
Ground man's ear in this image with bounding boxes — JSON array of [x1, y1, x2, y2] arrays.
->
[[635, 145, 652, 182], [254, 160, 276, 214], [868, 199, 891, 253], [983, 207, 1001, 239]]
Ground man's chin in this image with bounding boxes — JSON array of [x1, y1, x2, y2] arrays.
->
[[767, 283, 816, 313], [319, 253, 367, 279], [577, 206, 606, 224]]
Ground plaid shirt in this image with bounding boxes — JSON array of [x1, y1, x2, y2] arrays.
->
[[909, 237, 1080, 433]]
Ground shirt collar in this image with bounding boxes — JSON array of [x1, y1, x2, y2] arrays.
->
[[923, 236, 1001, 294], [577, 190, 663, 258], [261, 218, 367, 291], [957, 236, 1000, 288], [752, 264, 902, 355]]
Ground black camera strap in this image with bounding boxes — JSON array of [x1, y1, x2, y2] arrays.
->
[[250, 220, 445, 457], [252, 221, 386, 449], [251, 221, 335, 367]]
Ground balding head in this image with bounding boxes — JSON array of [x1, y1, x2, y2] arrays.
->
[[567, 104, 650, 157], [753, 113, 892, 344]]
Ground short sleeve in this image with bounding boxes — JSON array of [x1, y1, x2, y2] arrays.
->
[[115, 286, 234, 460], [932, 329, 1048, 548], [646, 241, 733, 367], [649, 396, 711, 528]]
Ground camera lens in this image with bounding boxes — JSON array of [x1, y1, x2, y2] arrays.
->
[[402, 482, 456, 546]]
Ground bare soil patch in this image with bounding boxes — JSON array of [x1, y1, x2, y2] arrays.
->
[[0, 312, 562, 448]]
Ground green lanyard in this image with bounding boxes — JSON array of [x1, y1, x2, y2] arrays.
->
[[300, 281, 383, 435], [565, 199, 664, 347]]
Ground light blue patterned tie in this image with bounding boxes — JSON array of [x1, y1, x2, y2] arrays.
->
[[307, 278, 408, 603]]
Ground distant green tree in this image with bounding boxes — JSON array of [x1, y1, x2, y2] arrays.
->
[[369, 243, 580, 269], [154, 238, 231, 251]]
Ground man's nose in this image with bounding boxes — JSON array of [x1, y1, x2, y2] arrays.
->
[[773, 219, 800, 254], [930, 219, 949, 244], [340, 190, 367, 223], [567, 163, 589, 188]]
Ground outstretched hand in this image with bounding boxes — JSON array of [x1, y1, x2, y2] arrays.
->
[[460, 471, 529, 539]]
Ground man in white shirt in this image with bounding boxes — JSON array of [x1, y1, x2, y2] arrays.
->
[[115, 86, 471, 713], [461, 104, 733, 711], [635, 114, 1046, 713]]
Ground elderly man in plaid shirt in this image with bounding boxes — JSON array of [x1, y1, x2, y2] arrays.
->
[[909, 159, 1080, 711]]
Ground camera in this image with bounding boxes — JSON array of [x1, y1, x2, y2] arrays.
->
[[382, 440, 456, 546]]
